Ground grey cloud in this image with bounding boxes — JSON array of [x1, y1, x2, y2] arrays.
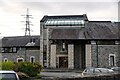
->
[[20, 2, 117, 14]]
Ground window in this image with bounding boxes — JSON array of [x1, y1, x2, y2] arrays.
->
[[45, 19, 85, 26], [13, 47, 16, 52], [19, 47, 22, 50], [62, 42, 66, 51], [4, 48, 7, 52], [17, 58, 24, 62], [109, 54, 116, 66], [9, 48, 12, 52], [97, 41, 115, 45], [3, 48, 13, 53], [91, 41, 96, 45], [30, 38, 35, 43], [0, 73, 18, 80], [30, 56, 35, 63], [87, 69, 94, 73], [60, 41, 68, 53], [1, 48, 4, 53], [4, 58, 8, 62], [110, 56, 115, 66], [94, 69, 100, 73]]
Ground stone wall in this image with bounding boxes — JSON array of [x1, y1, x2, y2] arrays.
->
[[2, 49, 40, 62], [50, 44, 56, 68], [68, 44, 74, 69], [91, 45, 119, 68], [86, 45, 92, 67], [91, 45, 98, 67], [26, 50, 40, 62], [40, 22, 44, 65]]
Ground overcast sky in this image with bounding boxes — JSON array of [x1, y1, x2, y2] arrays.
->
[[0, 0, 119, 37]]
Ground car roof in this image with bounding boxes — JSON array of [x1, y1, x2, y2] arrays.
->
[[0, 70, 16, 73], [85, 67, 95, 69], [96, 68, 107, 69], [96, 68, 109, 69], [111, 67, 120, 68]]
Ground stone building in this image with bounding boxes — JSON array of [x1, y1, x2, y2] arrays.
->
[[1, 36, 40, 63], [40, 14, 120, 69]]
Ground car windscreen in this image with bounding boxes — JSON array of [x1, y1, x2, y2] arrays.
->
[[0, 73, 17, 80], [98, 68, 109, 73], [86, 69, 94, 73]]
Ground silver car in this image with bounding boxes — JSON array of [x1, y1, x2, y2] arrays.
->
[[111, 67, 120, 73], [82, 67, 114, 76], [0, 70, 19, 80]]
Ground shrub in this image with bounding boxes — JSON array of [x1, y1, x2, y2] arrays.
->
[[1, 61, 14, 70], [13, 62, 43, 77], [0, 62, 42, 77]]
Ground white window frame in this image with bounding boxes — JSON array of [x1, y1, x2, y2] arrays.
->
[[4, 58, 8, 62], [30, 56, 35, 63], [17, 58, 24, 62], [91, 41, 96, 45], [115, 41, 120, 45], [109, 54, 116, 66], [1, 48, 4, 53], [62, 42, 65, 49], [13, 47, 17, 52]]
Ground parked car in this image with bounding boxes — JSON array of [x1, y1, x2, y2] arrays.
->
[[0, 70, 20, 80], [111, 67, 120, 73], [82, 67, 114, 76]]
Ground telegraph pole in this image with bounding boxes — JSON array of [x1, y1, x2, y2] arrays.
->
[[21, 8, 33, 36]]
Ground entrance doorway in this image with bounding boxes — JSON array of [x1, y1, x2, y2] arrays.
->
[[59, 57, 68, 68]]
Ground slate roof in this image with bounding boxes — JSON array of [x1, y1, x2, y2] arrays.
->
[[2, 36, 40, 47], [50, 21, 120, 40]]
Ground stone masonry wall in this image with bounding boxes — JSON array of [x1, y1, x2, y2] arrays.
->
[[68, 44, 74, 69], [86, 45, 92, 67], [91, 45, 119, 68], [91, 45, 98, 67], [50, 44, 56, 68], [2, 50, 40, 62]]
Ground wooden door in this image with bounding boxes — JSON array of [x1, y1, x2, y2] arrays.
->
[[59, 57, 68, 68]]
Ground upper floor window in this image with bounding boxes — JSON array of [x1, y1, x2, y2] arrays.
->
[[97, 41, 115, 45], [115, 41, 120, 45], [9, 48, 12, 52], [62, 42, 66, 51], [4, 48, 12, 53], [45, 19, 85, 27], [13, 47, 16, 52], [2, 47, 17, 53], [1, 48, 4, 53], [60, 41, 68, 53], [30, 38, 36, 43]]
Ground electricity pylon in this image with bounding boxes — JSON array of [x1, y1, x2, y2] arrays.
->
[[21, 8, 33, 36]]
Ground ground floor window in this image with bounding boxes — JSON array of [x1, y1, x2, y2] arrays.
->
[[17, 58, 24, 62], [4, 58, 8, 62], [109, 54, 116, 66], [30, 56, 35, 63]]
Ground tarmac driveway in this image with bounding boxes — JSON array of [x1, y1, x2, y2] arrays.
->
[[40, 71, 81, 78]]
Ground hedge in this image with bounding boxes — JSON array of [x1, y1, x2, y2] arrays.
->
[[13, 62, 43, 77], [1, 61, 14, 70], [1, 61, 43, 77]]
